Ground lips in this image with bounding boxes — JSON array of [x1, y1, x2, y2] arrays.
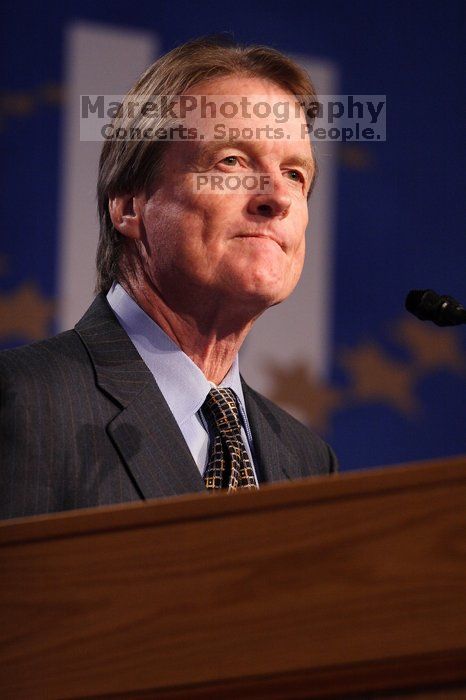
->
[[236, 233, 285, 251]]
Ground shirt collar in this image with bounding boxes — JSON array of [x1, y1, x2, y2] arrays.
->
[[106, 283, 247, 426]]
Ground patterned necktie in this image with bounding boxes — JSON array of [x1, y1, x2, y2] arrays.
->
[[202, 387, 258, 492]]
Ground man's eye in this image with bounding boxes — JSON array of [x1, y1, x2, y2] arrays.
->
[[286, 169, 303, 182], [221, 156, 239, 166]]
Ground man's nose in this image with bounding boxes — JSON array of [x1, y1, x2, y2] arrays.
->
[[247, 180, 291, 218]]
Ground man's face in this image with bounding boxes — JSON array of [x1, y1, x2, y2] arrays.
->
[[138, 75, 314, 317]]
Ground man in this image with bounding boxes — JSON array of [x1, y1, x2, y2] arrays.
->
[[0, 37, 337, 521]]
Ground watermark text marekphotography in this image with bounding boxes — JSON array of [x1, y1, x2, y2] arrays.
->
[[79, 94, 386, 142]]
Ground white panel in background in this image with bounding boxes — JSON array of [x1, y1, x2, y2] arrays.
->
[[58, 23, 158, 330], [240, 59, 339, 395]]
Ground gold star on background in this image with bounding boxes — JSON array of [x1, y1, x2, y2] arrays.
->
[[267, 360, 344, 433], [263, 316, 466, 434], [340, 342, 419, 415], [393, 318, 466, 375], [0, 83, 63, 131], [0, 282, 55, 341], [339, 144, 374, 170]]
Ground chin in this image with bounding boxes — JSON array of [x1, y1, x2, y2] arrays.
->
[[218, 257, 299, 309], [228, 273, 291, 309]]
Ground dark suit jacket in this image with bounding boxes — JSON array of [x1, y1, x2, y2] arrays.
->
[[0, 294, 337, 520]]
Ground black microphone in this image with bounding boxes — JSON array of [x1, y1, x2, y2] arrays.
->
[[405, 289, 466, 326]]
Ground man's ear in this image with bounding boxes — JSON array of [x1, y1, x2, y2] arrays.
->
[[108, 194, 145, 240]]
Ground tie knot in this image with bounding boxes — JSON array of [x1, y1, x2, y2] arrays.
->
[[203, 387, 241, 436]]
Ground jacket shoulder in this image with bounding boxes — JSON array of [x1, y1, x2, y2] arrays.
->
[[0, 330, 92, 394]]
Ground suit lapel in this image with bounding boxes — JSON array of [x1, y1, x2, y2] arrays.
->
[[74, 295, 300, 496], [75, 295, 205, 500], [242, 380, 301, 484]]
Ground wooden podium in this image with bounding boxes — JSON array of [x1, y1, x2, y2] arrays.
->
[[1, 455, 466, 699]]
